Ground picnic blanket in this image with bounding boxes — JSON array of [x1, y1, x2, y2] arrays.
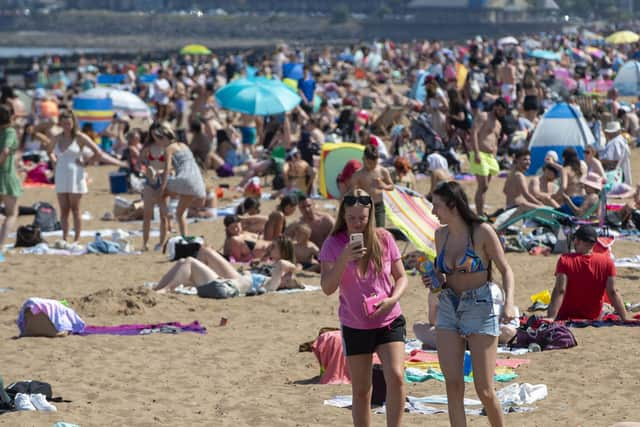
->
[[383, 186, 440, 260]]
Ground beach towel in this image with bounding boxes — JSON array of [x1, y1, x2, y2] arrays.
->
[[565, 313, 640, 327], [383, 186, 440, 260], [407, 349, 530, 368], [311, 330, 381, 385], [76, 321, 206, 336], [17, 298, 86, 336], [312, 331, 351, 384]]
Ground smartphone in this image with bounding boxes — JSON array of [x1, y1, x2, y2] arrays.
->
[[350, 233, 364, 249]]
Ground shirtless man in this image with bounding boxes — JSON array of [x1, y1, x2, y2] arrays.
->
[[503, 149, 543, 216], [529, 164, 560, 208], [287, 194, 335, 249], [498, 56, 517, 105], [349, 144, 394, 226], [469, 98, 504, 216]]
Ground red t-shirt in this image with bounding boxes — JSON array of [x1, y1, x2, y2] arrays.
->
[[555, 253, 616, 321]]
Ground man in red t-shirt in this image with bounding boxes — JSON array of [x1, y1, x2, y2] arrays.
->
[[546, 225, 629, 321]]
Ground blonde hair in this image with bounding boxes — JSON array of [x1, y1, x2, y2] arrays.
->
[[150, 121, 176, 141], [295, 223, 312, 242], [331, 188, 383, 273]]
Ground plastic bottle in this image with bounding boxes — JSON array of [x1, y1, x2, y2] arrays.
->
[[95, 232, 102, 242], [421, 260, 442, 293], [463, 351, 473, 376]]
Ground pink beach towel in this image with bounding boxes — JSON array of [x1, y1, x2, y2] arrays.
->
[[311, 331, 381, 384], [407, 349, 530, 368]]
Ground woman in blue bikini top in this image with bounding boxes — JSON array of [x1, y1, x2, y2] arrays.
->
[[428, 181, 516, 427]]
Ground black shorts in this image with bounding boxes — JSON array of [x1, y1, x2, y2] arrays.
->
[[341, 315, 406, 356]]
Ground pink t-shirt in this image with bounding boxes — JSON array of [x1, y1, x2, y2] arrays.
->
[[319, 229, 402, 330]]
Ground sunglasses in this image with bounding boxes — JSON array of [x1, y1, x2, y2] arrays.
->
[[343, 195, 372, 207]]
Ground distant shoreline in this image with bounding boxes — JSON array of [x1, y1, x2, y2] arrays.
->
[[0, 32, 284, 57]]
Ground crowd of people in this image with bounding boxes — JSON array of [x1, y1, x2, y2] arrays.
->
[[1, 29, 639, 426]]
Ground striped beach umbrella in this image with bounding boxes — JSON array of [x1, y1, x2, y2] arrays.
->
[[383, 186, 440, 260], [76, 87, 152, 119]]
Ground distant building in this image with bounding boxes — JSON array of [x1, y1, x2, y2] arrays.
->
[[407, 0, 559, 23]]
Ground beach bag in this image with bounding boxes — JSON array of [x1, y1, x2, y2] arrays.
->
[[167, 236, 203, 261], [371, 364, 386, 406], [32, 202, 60, 232], [15, 225, 43, 247], [511, 320, 577, 351], [196, 279, 239, 299], [0, 375, 12, 410], [5, 381, 53, 400]]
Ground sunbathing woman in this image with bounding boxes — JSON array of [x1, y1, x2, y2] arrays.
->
[[153, 236, 302, 294], [263, 194, 298, 241], [548, 147, 587, 204], [235, 197, 268, 234], [222, 214, 271, 262], [557, 172, 602, 217]]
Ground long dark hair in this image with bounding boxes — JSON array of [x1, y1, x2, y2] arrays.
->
[[562, 147, 582, 178], [433, 181, 492, 280]]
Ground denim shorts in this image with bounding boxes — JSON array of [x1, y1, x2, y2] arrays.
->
[[436, 282, 502, 337]]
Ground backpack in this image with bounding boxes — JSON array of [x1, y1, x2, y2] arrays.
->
[[510, 319, 577, 351], [0, 376, 11, 410], [5, 380, 53, 400], [166, 236, 204, 261], [33, 202, 60, 232], [15, 225, 43, 248]]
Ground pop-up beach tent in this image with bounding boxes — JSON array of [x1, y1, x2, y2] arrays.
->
[[527, 103, 594, 175], [614, 60, 640, 96]]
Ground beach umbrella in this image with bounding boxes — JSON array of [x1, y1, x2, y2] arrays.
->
[[586, 46, 605, 59], [383, 186, 440, 261], [76, 87, 152, 119], [523, 39, 542, 50], [527, 49, 561, 61], [605, 31, 639, 45], [215, 77, 301, 116], [498, 36, 519, 47], [179, 44, 211, 55]]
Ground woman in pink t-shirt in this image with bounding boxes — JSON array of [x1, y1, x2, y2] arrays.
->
[[319, 188, 408, 427]]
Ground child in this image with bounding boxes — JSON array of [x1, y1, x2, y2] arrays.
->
[[292, 223, 320, 272]]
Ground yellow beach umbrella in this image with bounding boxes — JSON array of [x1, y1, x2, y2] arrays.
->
[[179, 44, 212, 55], [605, 31, 640, 45]]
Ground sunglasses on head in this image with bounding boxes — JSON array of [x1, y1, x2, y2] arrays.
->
[[343, 195, 372, 207]]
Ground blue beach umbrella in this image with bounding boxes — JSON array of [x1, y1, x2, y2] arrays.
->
[[527, 49, 562, 61], [215, 77, 302, 116]]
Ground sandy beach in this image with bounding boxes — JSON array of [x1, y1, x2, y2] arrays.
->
[[1, 153, 639, 427]]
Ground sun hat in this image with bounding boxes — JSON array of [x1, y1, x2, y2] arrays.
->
[[604, 121, 622, 133], [581, 172, 604, 191], [544, 150, 558, 163]]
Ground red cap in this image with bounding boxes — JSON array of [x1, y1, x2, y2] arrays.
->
[[337, 159, 362, 183]]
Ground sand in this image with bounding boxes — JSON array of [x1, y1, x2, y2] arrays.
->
[[1, 154, 639, 427]]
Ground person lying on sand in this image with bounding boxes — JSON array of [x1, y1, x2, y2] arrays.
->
[[152, 237, 302, 295], [222, 214, 271, 263]]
